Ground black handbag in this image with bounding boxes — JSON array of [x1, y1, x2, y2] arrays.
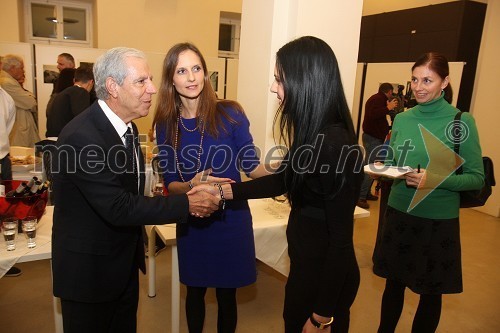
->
[[453, 112, 496, 208]]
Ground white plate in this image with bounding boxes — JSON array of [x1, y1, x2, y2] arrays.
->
[[10, 156, 42, 172]]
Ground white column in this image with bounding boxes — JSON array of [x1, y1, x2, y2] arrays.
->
[[238, 0, 363, 157]]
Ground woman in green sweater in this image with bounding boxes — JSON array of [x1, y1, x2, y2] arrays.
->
[[373, 52, 484, 333]]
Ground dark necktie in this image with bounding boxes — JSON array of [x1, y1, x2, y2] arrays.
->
[[125, 127, 139, 189]]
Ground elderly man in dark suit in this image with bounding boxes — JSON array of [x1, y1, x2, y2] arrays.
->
[[51, 47, 220, 333]]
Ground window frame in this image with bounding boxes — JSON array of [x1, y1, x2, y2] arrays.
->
[[218, 17, 241, 59], [24, 0, 93, 47]]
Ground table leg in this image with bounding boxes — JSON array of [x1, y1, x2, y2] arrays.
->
[[148, 227, 157, 297], [171, 245, 180, 333], [53, 296, 63, 333], [50, 260, 63, 333]]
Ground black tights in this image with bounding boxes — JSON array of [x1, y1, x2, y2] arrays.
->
[[185, 286, 237, 333], [378, 279, 442, 333]]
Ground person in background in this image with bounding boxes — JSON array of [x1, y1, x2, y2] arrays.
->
[[358, 82, 398, 209], [153, 42, 272, 333], [373, 52, 484, 333], [45, 53, 76, 118], [0, 54, 39, 147], [0, 56, 22, 278], [45, 67, 76, 119], [389, 84, 405, 121], [46, 66, 94, 138], [56, 53, 75, 72], [51, 47, 220, 333], [47, 53, 75, 94], [191, 36, 364, 333]]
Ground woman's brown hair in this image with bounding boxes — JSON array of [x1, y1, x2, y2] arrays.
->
[[152, 42, 242, 145]]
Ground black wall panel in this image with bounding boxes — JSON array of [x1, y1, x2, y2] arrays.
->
[[358, 0, 487, 112]]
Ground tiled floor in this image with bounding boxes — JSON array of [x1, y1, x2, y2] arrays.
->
[[1, 199, 499, 332]]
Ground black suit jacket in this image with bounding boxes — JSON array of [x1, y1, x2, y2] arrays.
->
[[51, 101, 188, 303], [46, 85, 90, 137]]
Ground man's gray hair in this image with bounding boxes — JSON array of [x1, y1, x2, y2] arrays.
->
[[93, 47, 146, 100], [1, 54, 23, 71]]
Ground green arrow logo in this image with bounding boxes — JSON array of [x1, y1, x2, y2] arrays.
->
[[408, 124, 465, 211]]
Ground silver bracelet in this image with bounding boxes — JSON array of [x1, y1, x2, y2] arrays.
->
[[214, 183, 225, 210]]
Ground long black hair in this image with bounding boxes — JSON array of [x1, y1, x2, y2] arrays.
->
[[274, 36, 356, 206]]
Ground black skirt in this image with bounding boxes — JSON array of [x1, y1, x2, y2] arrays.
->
[[373, 206, 463, 294]]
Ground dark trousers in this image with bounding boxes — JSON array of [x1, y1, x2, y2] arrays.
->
[[360, 133, 384, 199], [60, 269, 139, 333], [186, 286, 238, 333], [372, 179, 393, 264], [0, 154, 12, 180], [283, 260, 360, 333]]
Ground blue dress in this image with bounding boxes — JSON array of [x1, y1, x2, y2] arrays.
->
[[156, 106, 260, 288]]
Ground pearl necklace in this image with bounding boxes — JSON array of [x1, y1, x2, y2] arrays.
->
[[174, 112, 205, 182], [178, 104, 200, 132]]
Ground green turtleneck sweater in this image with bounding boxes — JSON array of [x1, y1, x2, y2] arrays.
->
[[387, 93, 484, 219]]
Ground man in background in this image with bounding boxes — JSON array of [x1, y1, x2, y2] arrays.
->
[[358, 82, 398, 209], [0, 56, 22, 277], [0, 54, 39, 147], [46, 66, 94, 138], [44, 53, 75, 95]]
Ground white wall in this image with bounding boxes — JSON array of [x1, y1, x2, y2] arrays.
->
[[470, 0, 500, 217], [238, 0, 363, 156], [95, 0, 242, 58]]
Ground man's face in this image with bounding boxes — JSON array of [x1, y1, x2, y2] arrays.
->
[[385, 89, 394, 99], [57, 56, 74, 72], [114, 56, 157, 122], [7, 61, 25, 85]]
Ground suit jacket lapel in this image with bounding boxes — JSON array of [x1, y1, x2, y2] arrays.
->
[[132, 123, 146, 195], [89, 102, 140, 194]]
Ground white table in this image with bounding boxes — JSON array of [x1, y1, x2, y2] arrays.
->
[[0, 206, 63, 333], [146, 199, 370, 333], [12, 169, 43, 181]]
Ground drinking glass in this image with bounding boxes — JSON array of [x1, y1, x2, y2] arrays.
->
[[2, 217, 19, 251], [22, 216, 38, 248]]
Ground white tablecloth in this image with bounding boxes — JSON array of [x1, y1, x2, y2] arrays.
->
[[0, 206, 53, 277]]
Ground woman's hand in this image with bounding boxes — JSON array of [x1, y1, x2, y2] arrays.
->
[[190, 168, 234, 187], [405, 168, 427, 189], [301, 314, 333, 332], [187, 184, 220, 198], [188, 183, 234, 201]]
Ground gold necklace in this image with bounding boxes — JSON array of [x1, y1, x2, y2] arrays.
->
[[174, 112, 205, 182]]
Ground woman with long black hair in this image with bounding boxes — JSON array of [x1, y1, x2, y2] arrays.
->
[[192, 36, 364, 333]]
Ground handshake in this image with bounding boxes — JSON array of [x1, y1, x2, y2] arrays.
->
[[184, 169, 234, 218]]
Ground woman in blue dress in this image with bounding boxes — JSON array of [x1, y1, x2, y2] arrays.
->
[[152, 43, 271, 333]]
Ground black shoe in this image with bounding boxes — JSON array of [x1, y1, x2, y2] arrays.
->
[[366, 193, 379, 201], [357, 199, 370, 209], [5, 266, 22, 277]]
